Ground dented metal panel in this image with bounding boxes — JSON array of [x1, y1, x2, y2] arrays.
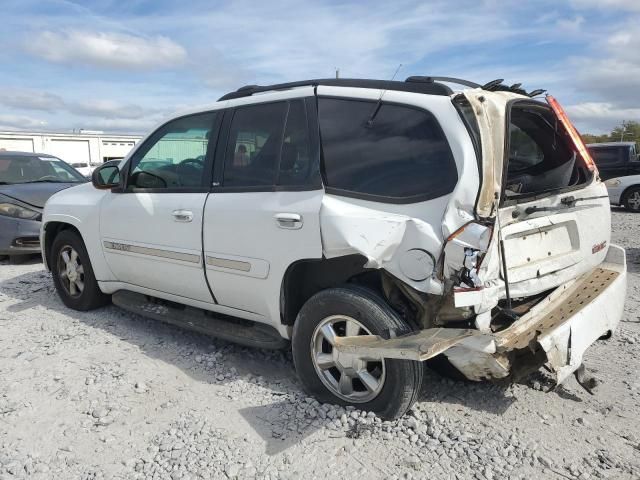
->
[[332, 245, 626, 386], [320, 195, 446, 295]]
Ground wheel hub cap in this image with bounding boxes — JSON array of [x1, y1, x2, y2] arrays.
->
[[310, 315, 386, 403], [57, 245, 85, 298]]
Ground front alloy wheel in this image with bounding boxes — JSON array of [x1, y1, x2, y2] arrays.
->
[[50, 229, 110, 311], [57, 245, 85, 297]]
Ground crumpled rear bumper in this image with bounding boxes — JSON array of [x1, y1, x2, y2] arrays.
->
[[334, 244, 627, 384]]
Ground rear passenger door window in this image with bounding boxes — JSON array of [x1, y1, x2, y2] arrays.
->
[[318, 98, 458, 202], [223, 102, 287, 187], [222, 100, 318, 189]]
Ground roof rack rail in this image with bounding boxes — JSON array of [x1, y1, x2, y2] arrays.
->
[[218, 76, 545, 101], [218, 77, 454, 101], [405, 76, 482, 89]]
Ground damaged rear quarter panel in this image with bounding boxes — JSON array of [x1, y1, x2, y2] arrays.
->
[[316, 87, 482, 296]]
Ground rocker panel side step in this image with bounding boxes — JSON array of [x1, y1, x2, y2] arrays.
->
[[112, 290, 289, 350]]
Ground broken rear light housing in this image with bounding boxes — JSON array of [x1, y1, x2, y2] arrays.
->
[[546, 95, 598, 174]]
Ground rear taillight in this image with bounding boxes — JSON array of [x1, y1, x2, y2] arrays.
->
[[546, 95, 598, 174]]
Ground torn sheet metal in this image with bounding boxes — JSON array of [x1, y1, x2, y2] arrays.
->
[[332, 247, 625, 386], [462, 89, 524, 219], [333, 328, 481, 361], [320, 195, 444, 295], [444, 346, 511, 381]]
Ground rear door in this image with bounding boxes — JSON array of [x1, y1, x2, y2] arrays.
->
[[202, 89, 323, 320], [496, 98, 610, 296]]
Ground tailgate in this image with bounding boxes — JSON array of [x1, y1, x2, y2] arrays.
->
[[499, 182, 610, 288], [486, 94, 610, 295]]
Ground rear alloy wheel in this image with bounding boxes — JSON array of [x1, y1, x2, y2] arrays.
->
[[51, 229, 110, 311], [311, 315, 385, 403], [292, 286, 423, 420], [623, 186, 640, 212]]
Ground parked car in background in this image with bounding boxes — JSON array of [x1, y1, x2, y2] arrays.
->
[[604, 174, 640, 211], [41, 77, 626, 419], [70, 162, 97, 178], [0, 151, 86, 260], [587, 142, 640, 180]]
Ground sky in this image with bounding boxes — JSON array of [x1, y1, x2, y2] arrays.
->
[[1, 0, 639, 135]]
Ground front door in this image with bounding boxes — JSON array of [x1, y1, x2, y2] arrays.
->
[[203, 92, 324, 321], [99, 111, 221, 303]]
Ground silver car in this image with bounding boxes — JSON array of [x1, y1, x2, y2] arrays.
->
[[0, 151, 86, 260]]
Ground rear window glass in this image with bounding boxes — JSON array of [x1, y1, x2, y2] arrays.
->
[[505, 103, 591, 197], [588, 146, 624, 166], [318, 98, 458, 202]]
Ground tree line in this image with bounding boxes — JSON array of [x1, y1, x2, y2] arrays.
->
[[582, 120, 640, 145]]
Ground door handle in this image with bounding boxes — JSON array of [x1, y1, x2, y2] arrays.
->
[[275, 213, 303, 230], [172, 209, 193, 223]]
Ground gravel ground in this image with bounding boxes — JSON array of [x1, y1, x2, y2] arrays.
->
[[1, 210, 639, 480]]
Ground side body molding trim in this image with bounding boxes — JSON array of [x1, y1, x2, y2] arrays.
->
[[103, 241, 201, 264]]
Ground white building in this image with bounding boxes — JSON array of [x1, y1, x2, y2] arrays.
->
[[0, 130, 143, 173]]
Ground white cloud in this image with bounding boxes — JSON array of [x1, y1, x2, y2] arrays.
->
[[73, 117, 160, 133], [570, 21, 640, 111], [159, 0, 526, 86], [570, 0, 640, 11], [0, 114, 47, 130], [0, 86, 162, 119], [0, 89, 64, 111], [25, 30, 187, 70], [556, 15, 584, 32], [66, 99, 160, 119], [566, 102, 640, 132]]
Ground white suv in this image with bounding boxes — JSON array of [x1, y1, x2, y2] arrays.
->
[[41, 77, 627, 419]]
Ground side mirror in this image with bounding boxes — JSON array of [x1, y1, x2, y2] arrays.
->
[[92, 163, 120, 190]]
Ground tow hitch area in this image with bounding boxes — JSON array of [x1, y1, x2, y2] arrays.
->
[[332, 245, 627, 385]]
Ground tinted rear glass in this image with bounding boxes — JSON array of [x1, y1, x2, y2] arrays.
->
[[588, 146, 624, 166], [318, 98, 458, 201], [505, 103, 591, 197]]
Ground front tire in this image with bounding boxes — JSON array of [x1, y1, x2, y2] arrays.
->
[[51, 229, 110, 311], [292, 286, 423, 420], [622, 186, 640, 212]]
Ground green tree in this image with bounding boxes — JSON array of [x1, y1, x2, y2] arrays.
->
[[582, 120, 640, 146]]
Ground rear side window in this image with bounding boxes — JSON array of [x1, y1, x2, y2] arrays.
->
[[318, 98, 458, 202], [589, 147, 624, 166]]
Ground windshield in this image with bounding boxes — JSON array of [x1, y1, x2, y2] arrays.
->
[[0, 155, 86, 184]]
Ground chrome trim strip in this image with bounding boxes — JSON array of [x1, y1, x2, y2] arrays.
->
[[206, 256, 251, 272], [103, 241, 200, 264]]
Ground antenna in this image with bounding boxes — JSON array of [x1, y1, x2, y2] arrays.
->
[[366, 63, 403, 127]]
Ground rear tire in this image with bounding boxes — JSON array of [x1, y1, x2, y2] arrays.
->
[[622, 186, 640, 212], [51, 229, 110, 311], [292, 286, 423, 420]]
